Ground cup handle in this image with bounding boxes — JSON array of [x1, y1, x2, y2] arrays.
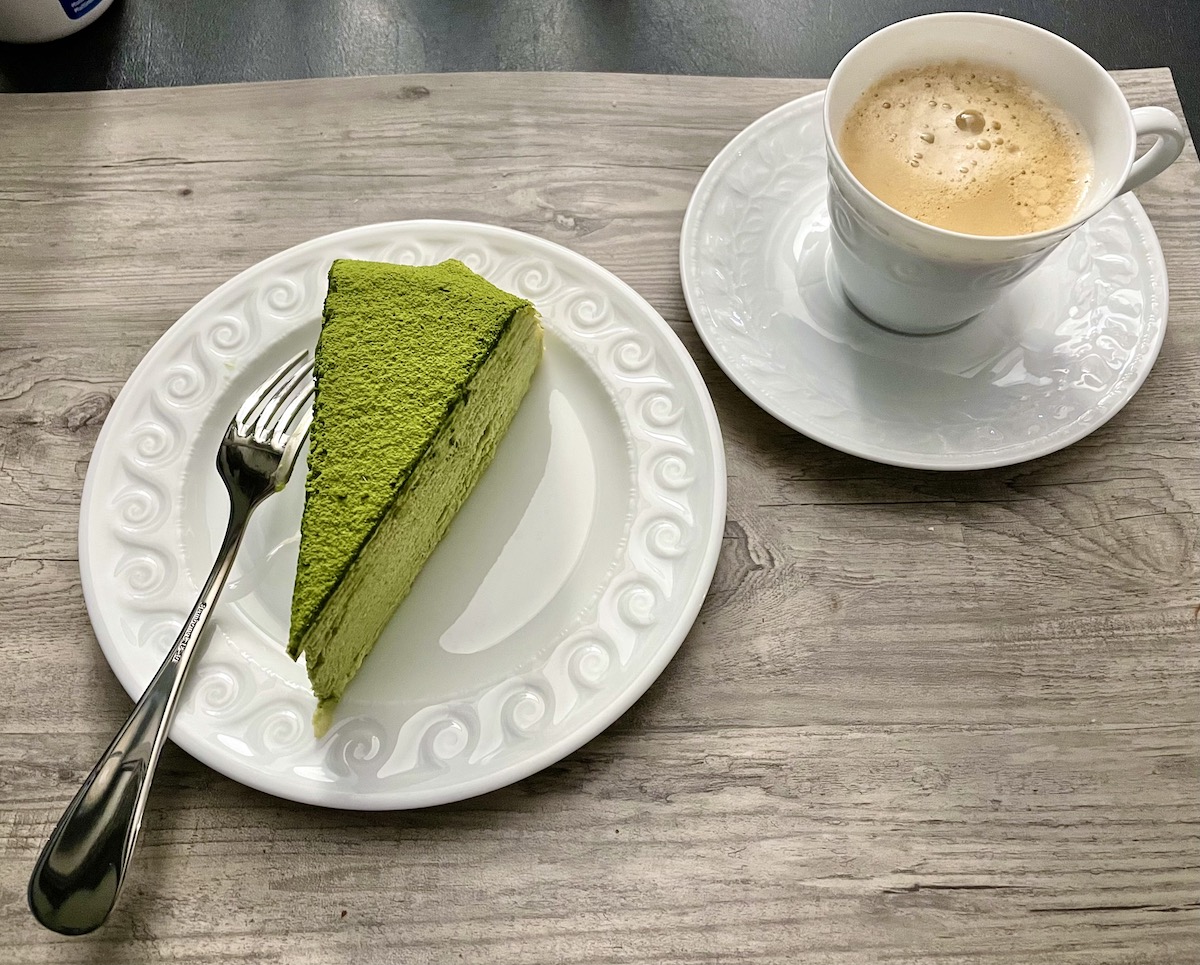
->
[[1120, 106, 1186, 193]]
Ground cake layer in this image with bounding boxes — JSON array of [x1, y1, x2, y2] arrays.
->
[[288, 258, 543, 736]]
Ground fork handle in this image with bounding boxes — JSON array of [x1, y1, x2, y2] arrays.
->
[[28, 497, 256, 935]]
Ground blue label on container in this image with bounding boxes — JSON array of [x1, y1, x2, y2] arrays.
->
[[59, 0, 104, 19]]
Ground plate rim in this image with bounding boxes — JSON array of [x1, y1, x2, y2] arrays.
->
[[679, 90, 1170, 471], [79, 219, 727, 809]]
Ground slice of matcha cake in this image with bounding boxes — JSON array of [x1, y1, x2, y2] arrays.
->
[[288, 258, 543, 736]]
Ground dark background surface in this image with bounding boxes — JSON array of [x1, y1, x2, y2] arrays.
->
[[1, 0, 1197, 130]]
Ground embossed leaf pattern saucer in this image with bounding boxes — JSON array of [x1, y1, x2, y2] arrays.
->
[[80, 221, 726, 809], [680, 92, 1169, 470]]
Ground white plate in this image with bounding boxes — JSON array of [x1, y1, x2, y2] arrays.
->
[[680, 92, 1168, 470], [80, 221, 726, 809]]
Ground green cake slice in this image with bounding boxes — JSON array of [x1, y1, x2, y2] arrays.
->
[[288, 257, 543, 737]]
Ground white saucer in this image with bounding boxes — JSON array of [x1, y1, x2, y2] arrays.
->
[[79, 221, 726, 809], [680, 91, 1169, 470]]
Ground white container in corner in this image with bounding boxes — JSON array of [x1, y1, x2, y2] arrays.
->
[[0, 0, 116, 43]]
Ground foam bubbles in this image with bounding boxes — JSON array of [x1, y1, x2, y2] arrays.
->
[[838, 60, 1092, 235], [955, 109, 986, 134]]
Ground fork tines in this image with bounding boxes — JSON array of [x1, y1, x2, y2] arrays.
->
[[235, 350, 316, 443]]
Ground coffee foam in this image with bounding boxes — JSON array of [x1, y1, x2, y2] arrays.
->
[[838, 61, 1092, 236]]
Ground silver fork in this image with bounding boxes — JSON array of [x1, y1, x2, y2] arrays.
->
[[28, 350, 316, 936]]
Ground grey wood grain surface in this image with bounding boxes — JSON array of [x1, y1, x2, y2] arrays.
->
[[1, 70, 1198, 964]]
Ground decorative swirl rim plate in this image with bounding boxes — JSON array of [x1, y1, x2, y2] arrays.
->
[[680, 91, 1168, 470], [80, 220, 726, 809]]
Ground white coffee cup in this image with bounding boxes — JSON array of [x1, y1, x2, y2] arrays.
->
[[823, 12, 1186, 335], [0, 0, 115, 43]]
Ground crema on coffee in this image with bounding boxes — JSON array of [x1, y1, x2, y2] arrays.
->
[[838, 61, 1092, 236]]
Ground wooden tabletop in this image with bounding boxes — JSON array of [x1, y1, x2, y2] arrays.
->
[[2, 70, 1197, 964]]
